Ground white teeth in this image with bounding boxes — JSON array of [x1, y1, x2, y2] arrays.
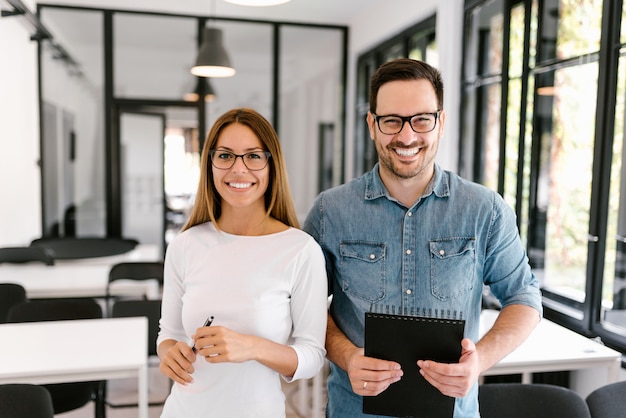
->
[[395, 148, 418, 156], [229, 182, 252, 189]]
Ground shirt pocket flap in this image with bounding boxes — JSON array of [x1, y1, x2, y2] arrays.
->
[[429, 238, 475, 260]]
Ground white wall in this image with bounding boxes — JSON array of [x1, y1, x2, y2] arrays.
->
[[0, 0, 41, 246], [0, 0, 464, 247]]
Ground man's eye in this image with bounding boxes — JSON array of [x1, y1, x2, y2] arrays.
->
[[382, 118, 401, 126]]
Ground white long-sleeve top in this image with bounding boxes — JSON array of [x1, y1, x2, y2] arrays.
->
[[157, 222, 328, 418]]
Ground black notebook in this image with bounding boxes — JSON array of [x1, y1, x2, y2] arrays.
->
[[363, 311, 465, 418]]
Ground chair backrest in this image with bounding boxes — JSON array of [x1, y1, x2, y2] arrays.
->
[[112, 299, 162, 356], [0, 246, 55, 265], [0, 283, 27, 323], [5, 298, 104, 415], [585, 380, 626, 418], [479, 383, 591, 418], [0, 384, 54, 418], [6, 298, 102, 323], [108, 261, 164, 285], [106, 262, 163, 317]]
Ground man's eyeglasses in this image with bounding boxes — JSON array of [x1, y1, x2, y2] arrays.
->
[[373, 111, 441, 135], [209, 150, 272, 171]]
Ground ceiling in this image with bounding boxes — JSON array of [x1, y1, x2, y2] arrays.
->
[[28, 0, 378, 26]]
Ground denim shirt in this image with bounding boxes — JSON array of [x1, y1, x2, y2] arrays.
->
[[303, 164, 542, 418]]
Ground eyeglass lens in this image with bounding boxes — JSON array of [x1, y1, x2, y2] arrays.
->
[[210, 150, 270, 171], [377, 113, 438, 134]]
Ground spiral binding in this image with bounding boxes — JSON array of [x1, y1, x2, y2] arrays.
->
[[368, 303, 463, 321]]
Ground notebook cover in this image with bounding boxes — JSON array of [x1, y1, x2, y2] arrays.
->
[[363, 312, 465, 418]]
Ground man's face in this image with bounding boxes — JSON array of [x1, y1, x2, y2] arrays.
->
[[367, 79, 445, 181]]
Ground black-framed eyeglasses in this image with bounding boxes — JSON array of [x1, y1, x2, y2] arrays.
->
[[209, 150, 272, 171], [373, 111, 441, 135]]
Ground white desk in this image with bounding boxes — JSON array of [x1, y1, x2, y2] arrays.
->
[[0, 244, 161, 299], [480, 309, 622, 384], [0, 317, 149, 418]]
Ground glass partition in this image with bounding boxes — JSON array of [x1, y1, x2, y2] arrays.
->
[[38, 5, 347, 245], [40, 7, 105, 237], [114, 13, 197, 101]]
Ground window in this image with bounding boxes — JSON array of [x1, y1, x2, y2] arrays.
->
[[461, 0, 626, 352]]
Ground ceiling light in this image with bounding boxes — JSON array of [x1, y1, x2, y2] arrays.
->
[[224, 0, 291, 5], [190, 27, 236, 78], [184, 78, 217, 102]]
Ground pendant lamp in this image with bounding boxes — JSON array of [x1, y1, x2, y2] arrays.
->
[[191, 27, 236, 78], [224, 0, 291, 5], [183, 77, 216, 102]]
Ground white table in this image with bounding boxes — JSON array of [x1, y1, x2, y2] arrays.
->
[[0, 317, 149, 418], [0, 244, 161, 299], [480, 309, 622, 384]]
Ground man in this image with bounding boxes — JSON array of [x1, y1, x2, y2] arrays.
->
[[303, 58, 542, 417]]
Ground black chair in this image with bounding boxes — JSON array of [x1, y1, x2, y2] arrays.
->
[[30, 237, 138, 260], [107, 299, 167, 408], [6, 298, 106, 418], [106, 261, 164, 314], [0, 384, 54, 418], [479, 383, 591, 418], [0, 283, 27, 323], [585, 380, 626, 418], [0, 246, 55, 265]]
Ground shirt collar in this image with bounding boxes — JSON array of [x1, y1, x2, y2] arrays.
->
[[364, 163, 450, 203]]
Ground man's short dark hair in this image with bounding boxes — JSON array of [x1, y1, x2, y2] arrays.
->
[[369, 58, 444, 114]]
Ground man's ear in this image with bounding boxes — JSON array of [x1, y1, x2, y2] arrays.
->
[[367, 112, 376, 140]]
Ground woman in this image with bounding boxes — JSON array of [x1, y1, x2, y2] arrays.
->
[[157, 108, 327, 417]]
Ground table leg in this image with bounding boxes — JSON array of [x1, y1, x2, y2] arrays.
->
[[138, 364, 149, 418]]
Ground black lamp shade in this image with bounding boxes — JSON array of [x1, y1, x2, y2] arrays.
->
[[191, 28, 236, 78]]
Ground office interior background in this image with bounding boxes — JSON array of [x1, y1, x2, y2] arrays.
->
[[2, 0, 626, 398]]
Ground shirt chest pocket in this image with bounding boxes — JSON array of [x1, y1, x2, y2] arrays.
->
[[429, 238, 476, 301], [339, 241, 386, 303]]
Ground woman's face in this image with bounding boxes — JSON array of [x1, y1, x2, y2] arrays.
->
[[211, 123, 269, 212]]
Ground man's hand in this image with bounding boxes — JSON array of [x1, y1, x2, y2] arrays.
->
[[417, 338, 479, 398], [346, 347, 404, 396]]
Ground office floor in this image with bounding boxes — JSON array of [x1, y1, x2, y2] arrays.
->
[[56, 365, 320, 418]]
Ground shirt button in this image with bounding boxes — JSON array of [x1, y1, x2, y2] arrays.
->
[[406, 249, 411, 255], [439, 249, 445, 256], [369, 254, 375, 259], [406, 289, 412, 295], [407, 212, 412, 217]]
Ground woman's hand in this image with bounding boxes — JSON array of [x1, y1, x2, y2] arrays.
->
[[158, 339, 197, 385], [193, 325, 258, 363]]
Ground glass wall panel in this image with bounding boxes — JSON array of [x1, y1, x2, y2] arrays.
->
[[409, 26, 438, 74], [538, 0, 603, 63], [602, 53, 626, 332], [529, 63, 598, 301], [113, 13, 197, 100], [460, 0, 504, 185], [279, 25, 345, 220], [40, 7, 105, 237]]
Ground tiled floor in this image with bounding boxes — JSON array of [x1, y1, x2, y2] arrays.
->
[[57, 365, 326, 418]]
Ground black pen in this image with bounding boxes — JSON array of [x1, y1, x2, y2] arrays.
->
[[192, 315, 214, 352]]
